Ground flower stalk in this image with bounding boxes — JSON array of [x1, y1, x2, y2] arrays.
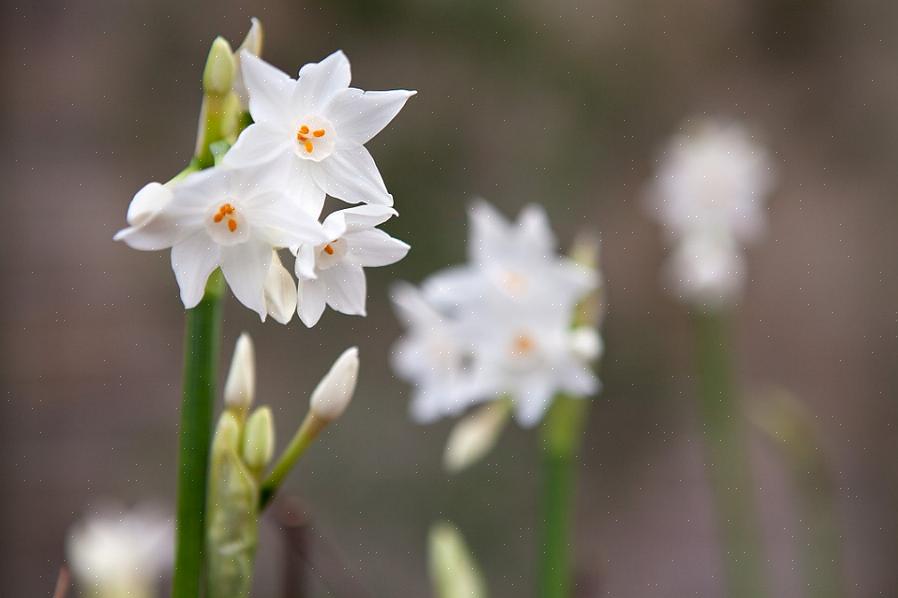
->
[[692, 310, 766, 598]]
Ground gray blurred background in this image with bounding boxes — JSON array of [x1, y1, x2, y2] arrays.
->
[[4, 0, 898, 596]]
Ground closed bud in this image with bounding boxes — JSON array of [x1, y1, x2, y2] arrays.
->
[[309, 347, 359, 422], [203, 36, 236, 97], [242, 406, 275, 471], [212, 411, 242, 455], [224, 333, 255, 412], [429, 522, 488, 598], [444, 401, 511, 473]]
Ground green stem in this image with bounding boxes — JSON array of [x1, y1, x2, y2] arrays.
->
[[692, 311, 766, 598], [795, 459, 843, 598], [538, 395, 588, 598], [172, 271, 225, 598], [259, 414, 327, 509]]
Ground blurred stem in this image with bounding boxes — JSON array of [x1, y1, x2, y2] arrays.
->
[[172, 271, 225, 598], [259, 413, 328, 509], [692, 311, 766, 598], [539, 395, 588, 598]]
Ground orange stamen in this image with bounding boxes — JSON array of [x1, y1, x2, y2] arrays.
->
[[304, 140, 314, 153], [228, 219, 238, 232], [512, 334, 535, 355], [299, 125, 309, 135], [313, 129, 325, 137], [213, 213, 224, 223], [324, 244, 335, 255]]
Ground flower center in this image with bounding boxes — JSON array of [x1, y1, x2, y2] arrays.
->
[[316, 238, 347, 269], [212, 203, 238, 232], [501, 271, 528, 296], [510, 333, 536, 357], [206, 201, 249, 246], [296, 125, 327, 154], [293, 115, 336, 162]]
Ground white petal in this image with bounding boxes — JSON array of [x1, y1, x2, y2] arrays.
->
[[467, 200, 511, 263], [293, 50, 351, 113], [297, 277, 327, 327], [293, 244, 318, 280], [264, 252, 297, 325], [220, 240, 272, 320], [516, 204, 555, 254], [321, 263, 367, 316], [339, 204, 398, 232], [560, 364, 600, 397], [313, 144, 392, 206], [239, 51, 296, 126], [325, 88, 416, 145], [222, 123, 292, 169], [284, 158, 327, 218], [171, 233, 221, 309], [127, 182, 173, 226], [345, 229, 409, 267], [513, 377, 555, 427], [243, 192, 326, 247], [115, 186, 203, 251]]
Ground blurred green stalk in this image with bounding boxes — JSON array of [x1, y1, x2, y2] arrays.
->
[[692, 311, 766, 598], [539, 395, 588, 598], [172, 272, 225, 598]]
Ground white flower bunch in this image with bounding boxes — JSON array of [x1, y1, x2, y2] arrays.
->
[[116, 24, 414, 326], [391, 200, 602, 428], [646, 118, 775, 308]]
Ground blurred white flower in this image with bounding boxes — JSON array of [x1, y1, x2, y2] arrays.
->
[[67, 503, 173, 598], [646, 118, 774, 307], [294, 204, 409, 327], [115, 163, 326, 319], [391, 200, 601, 428], [223, 50, 416, 214]]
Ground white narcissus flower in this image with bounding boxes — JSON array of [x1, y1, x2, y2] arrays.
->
[[223, 50, 416, 214], [294, 204, 409, 327], [115, 162, 326, 320], [67, 503, 173, 598]]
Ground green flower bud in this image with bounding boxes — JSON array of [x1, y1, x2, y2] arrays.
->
[[429, 522, 488, 598], [203, 36, 236, 97], [242, 406, 274, 471]]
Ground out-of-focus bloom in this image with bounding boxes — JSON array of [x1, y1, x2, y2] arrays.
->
[[224, 333, 255, 411], [67, 503, 173, 598], [223, 50, 416, 213], [429, 522, 488, 598], [646, 118, 774, 307], [310, 346, 359, 422], [294, 204, 409, 327], [115, 163, 326, 319], [391, 200, 602, 428]]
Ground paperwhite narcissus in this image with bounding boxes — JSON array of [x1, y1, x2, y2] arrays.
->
[[294, 204, 409, 327], [391, 200, 602, 427], [67, 503, 173, 598], [223, 50, 416, 213], [115, 163, 326, 319]]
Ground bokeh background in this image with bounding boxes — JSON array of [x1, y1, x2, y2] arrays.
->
[[4, 0, 898, 596]]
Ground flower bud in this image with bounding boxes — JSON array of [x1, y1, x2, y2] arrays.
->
[[429, 522, 487, 598], [443, 401, 511, 473], [242, 406, 275, 471], [203, 36, 236, 97], [212, 410, 242, 455], [309, 347, 359, 422], [264, 252, 297, 325], [224, 333, 255, 412]]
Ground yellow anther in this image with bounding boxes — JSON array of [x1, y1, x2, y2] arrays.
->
[[324, 243, 335, 255], [304, 140, 314, 153], [313, 129, 325, 137], [299, 125, 310, 135], [228, 219, 238, 232]]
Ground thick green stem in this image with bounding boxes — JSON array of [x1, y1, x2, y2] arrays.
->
[[539, 395, 588, 598], [172, 271, 225, 598], [693, 311, 766, 598]]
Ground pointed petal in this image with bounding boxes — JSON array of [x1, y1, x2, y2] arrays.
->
[[467, 199, 511, 263], [513, 378, 555, 428], [114, 186, 202, 251], [293, 244, 318, 280], [126, 182, 172, 226], [222, 123, 292, 168], [220, 240, 272, 320], [516, 204, 555, 254], [297, 277, 327, 327], [338, 204, 397, 232], [294, 50, 351, 113], [284, 158, 327, 218], [322, 263, 367, 316], [264, 252, 297, 324], [171, 233, 221, 309], [313, 144, 392, 206], [239, 51, 296, 126], [326, 88, 416, 145], [345, 229, 409, 267]]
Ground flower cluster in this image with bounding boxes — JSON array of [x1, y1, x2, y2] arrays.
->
[[116, 28, 414, 326], [391, 201, 602, 427], [646, 118, 775, 308]]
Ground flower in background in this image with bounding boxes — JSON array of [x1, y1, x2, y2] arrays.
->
[[67, 503, 173, 598], [223, 50, 416, 213], [646, 117, 774, 308], [115, 163, 326, 320], [391, 200, 602, 428], [294, 205, 409, 327]]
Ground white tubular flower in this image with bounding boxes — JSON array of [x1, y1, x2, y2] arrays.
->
[[115, 162, 326, 319], [232, 18, 264, 109], [390, 282, 474, 423], [310, 347, 359, 422], [294, 204, 409, 327], [264, 251, 297, 324], [223, 50, 416, 214], [224, 333, 255, 411], [67, 503, 173, 598]]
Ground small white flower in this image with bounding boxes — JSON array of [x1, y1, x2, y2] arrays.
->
[[115, 163, 326, 319], [223, 332, 255, 411], [223, 50, 416, 215], [294, 204, 409, 327], [310, 346, 359, 422], [67, 503, 173, 598]]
